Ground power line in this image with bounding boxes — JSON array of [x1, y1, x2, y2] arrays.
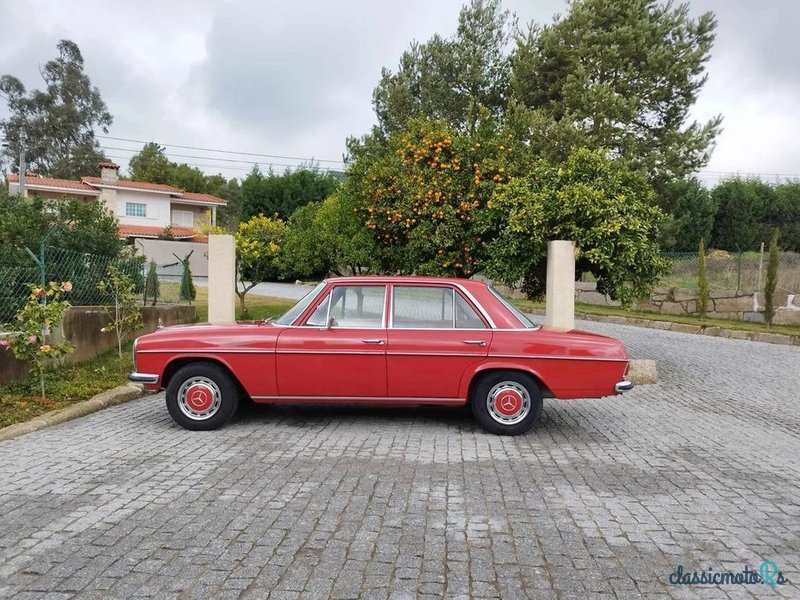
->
[[100, 145, 328, 168], [101, 154, 344, 175], [97, 135, 346, 165]]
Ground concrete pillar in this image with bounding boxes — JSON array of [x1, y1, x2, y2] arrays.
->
[[543, 240, 575, 331], [208, 234, 236, 323]]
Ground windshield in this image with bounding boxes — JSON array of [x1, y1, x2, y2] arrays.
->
[[488, 286, 538, 328], [274, 281, 327, 325]]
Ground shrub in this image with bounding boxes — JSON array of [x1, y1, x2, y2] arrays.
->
[[0, 282, 75, 399], [763, 230, 780, 326], [698, 238, 709, 320]]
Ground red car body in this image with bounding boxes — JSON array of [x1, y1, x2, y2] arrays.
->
[[131, 277, 631, 434]]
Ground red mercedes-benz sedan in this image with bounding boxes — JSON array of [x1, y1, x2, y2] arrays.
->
[[130, 276, 632, 435]]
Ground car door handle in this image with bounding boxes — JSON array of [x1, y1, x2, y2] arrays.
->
[[462, 340, 487, 346], [362, 339, 385, 345]]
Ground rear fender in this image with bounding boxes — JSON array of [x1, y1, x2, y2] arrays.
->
[[458, 361, 555, 399]]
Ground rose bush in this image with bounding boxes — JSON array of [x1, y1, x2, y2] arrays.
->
[[0, 281, 75, 398]]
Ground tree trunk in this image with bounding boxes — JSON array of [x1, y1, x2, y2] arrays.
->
[[236, 289, 247, 315]]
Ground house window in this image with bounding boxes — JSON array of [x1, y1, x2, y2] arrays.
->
[[171, 209, 194, 227], [125, 202, 147, 218]]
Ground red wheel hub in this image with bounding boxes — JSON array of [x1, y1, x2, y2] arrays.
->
[[494, 389, 523, 417], [185, 384, 213, 412]]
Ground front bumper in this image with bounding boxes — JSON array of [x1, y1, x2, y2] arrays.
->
[[615, 380, 634, 393], [129, 372, 159, 384]]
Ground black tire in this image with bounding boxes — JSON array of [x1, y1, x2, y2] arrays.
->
[[470, 370, 543, 435], [165, 362, 240, 431]]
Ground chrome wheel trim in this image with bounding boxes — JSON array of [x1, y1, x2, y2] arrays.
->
[[486, 380, 531, 426], [177, 376, 222, 421]]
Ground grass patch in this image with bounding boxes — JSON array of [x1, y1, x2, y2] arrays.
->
[[512, 299, 800, 337], [192, 287, 296, 322], [0, 343, 135, 429], [0, 290, 297, 429]]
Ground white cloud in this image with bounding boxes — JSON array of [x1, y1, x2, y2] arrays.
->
[[1, 0, 798, 182]]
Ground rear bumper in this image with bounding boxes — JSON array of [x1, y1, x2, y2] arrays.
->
[[129, 372, 159, 385], [615, 380, 634, 393]]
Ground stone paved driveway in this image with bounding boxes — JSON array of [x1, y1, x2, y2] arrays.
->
[[1, 322, 798, 599]]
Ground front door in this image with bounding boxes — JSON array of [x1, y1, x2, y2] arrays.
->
[[276, 284, 388, 398], [387, 285, 492, 399]]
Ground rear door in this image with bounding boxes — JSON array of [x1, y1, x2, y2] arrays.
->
[[386, 284, 492, 399]]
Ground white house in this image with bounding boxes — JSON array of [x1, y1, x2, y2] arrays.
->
[[6, 162, 226, 242]]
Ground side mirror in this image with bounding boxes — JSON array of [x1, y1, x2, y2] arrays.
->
[[325, 316, 336, 330]]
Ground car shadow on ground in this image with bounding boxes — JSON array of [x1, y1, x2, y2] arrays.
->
[[226, 398, 581, 434]]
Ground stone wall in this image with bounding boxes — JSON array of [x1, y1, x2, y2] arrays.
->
[[0, 304, 195, 386], [578, 281, 800, 325]]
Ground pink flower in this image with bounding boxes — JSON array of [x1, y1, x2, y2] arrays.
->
[[27, 335, 37, 344], [63, 281, 73, 292], [0, 339, 10, 348], [40, 345, 51, 353]]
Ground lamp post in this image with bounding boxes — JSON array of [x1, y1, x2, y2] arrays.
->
[[18, 131, 27, 197]]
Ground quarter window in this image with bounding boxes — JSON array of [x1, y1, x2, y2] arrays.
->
[[455, 293, 487, 329], [125, 202, 147, 218]]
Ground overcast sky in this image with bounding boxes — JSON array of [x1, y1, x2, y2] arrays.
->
[[1, 0, 798, 185]]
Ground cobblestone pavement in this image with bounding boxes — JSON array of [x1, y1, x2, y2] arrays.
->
[[1, 322, 798, 599]]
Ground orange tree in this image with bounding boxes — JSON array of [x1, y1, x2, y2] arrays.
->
[[484, 149, 670, 304], [346, 117, 533, 277]]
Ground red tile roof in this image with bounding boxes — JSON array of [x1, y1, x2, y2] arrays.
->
[[7, 173, 99, 193], [179, 191, 227, 206], [118, 224, 196, 239], [8, 172, 227, 205], [81, 176, 181, 194]]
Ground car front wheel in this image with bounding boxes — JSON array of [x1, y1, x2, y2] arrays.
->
[[471, 371, 543, 435], [165, 362, 239, 430]]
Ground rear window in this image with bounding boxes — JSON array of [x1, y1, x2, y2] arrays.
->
[[488, 286, 538, 328]]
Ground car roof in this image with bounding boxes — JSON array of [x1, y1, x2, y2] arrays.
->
[[325, 275, 489, 291]]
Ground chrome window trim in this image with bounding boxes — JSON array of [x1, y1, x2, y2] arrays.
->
[[453, 283, 496, 328], [487, 286, 539, 329], [389, 283, 494, 330], [280, 280, 499, 330], [294, 283, 388, 329], [277, 281, 328, 326]]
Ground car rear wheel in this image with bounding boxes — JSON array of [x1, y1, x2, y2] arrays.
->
[[165, 362, 239, 430], [470, 371, 543, 435]]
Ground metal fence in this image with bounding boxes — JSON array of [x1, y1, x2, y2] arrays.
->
[[662, 250, 800, 294], [0, 246, 190, 324]]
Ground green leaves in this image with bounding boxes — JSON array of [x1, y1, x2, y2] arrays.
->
[[373, 0, 513, 134], [240, 166, 341, 222], [0, 282, 75, 399], [97, 266, 143, 357], [0, 40, 112, 179], [485, 149, 670, 305], [511, 0, 721, 187]]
